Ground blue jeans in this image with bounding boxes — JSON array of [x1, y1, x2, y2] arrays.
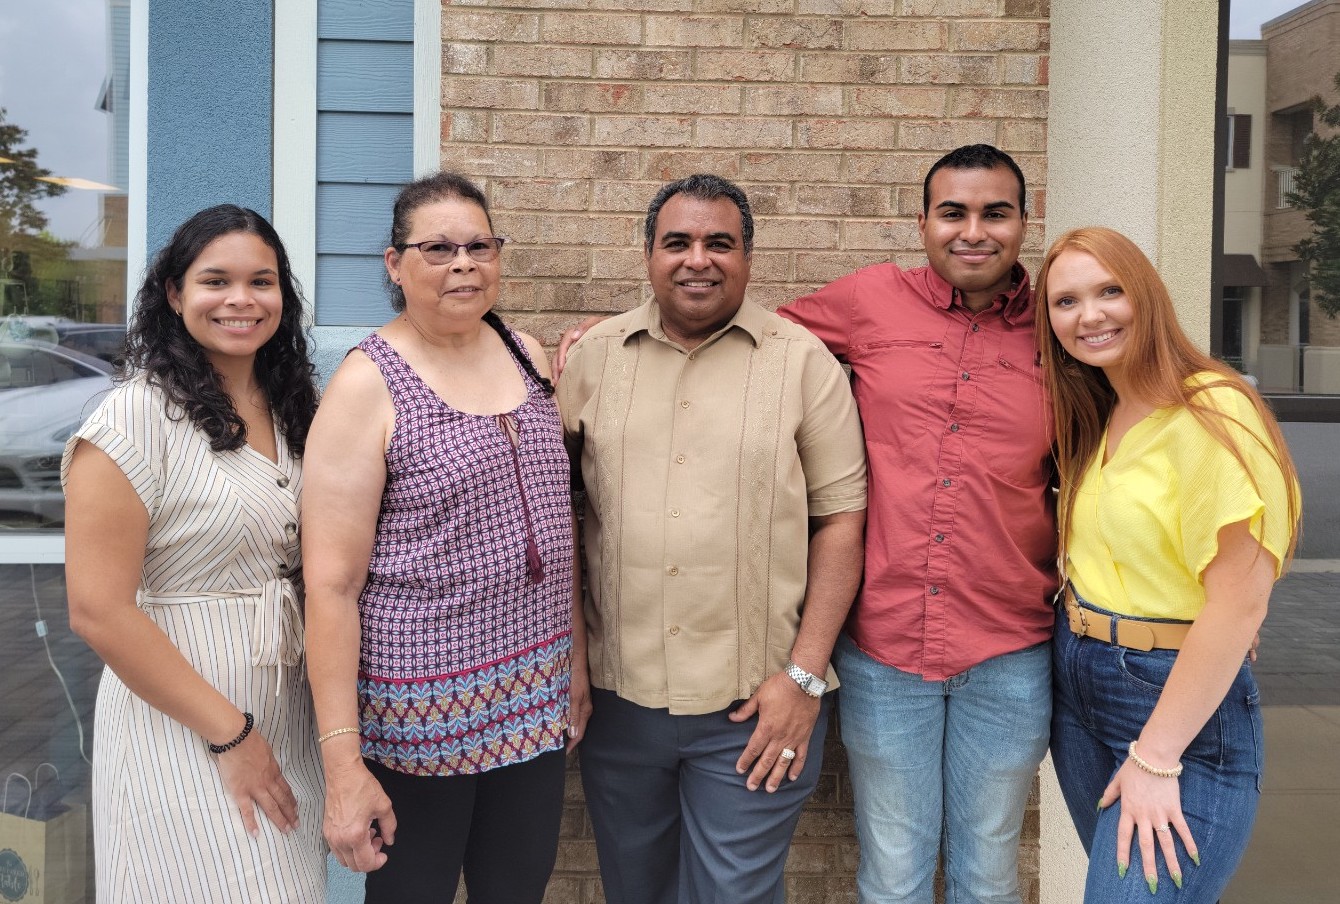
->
[[833, 633, 1051, 904], [1051, 597, 1264, 903]]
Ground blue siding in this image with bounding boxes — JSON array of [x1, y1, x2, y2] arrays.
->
[[145, 0, 272, 255], [317, 184, 404, 253], [317, 113, 414, 183], [314, 0, 414, 326], [317, 41, 414, 113], [319, 0, 414, 40], [316, 256, 397, 326]]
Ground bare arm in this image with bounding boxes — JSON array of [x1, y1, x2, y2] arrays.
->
[[521, 331, 592, 753], [730, 508, 866, 791], [65, 441, 298, 836], [1099, 519, 1275, 886], [301, 351, 397, 871]]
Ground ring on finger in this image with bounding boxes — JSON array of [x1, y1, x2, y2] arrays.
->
[[1155, 824, 1171, 833], [780, 748, 797, 761]]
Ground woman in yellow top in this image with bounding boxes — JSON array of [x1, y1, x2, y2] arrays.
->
[[1035, 227, 1300, 903]]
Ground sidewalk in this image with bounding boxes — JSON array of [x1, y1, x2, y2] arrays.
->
[[1223, 565, 1340, 903]]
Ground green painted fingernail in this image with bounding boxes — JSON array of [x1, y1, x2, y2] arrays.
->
[[1146, 875, 1158, 895], [1191, 852, 1201, 867], [1096, 799, 1104, 812], [1118, 862, 1128, 878], [1172, 872, 1183, 889]]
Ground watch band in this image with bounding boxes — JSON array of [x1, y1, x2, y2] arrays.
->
[[785, 660, 827, 697]]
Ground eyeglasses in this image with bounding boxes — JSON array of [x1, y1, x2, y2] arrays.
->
[[395, 236, 507, 264]]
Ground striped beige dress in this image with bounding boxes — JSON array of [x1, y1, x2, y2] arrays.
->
[[61, 377, 325, 903]]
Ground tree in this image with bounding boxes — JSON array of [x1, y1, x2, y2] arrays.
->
[[1288, 71, 1340, 318], [0, 107, 67, 241], [1, 109, 72, 316]]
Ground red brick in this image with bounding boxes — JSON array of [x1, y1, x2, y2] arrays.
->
[[492, 45, 594, 78], [442, 11, 539, 42], [845, 20, 945, 51], [542, 13, 643, 45], [745, 85, 844, 116], [847, 86, 948, 117], [643, 150, 743, 180], [748, 17, 844, 50], [592, 115, 695, 147], [696, 49, 798, 81], [644, 83, 742, 114], [541, 149, 641, 181], [698, 117, 793, 148], [741, 152, 843, 182], [797, 118, 899, 150], [645, 15, 746, 47], [543, 82, 641, 114], [799, 52, 899, 84], [595, 48, 694, 80]]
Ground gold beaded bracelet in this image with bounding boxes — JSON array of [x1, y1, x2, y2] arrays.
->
[[318, 726, 360, 745], [1128, 740, 1183, 778]]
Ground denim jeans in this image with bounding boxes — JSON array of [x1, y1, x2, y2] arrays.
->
[[1051, 597, 1264, 903], [833, 633, 1051, 904]]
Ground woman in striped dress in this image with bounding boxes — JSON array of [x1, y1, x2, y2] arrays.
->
[[62, 206, 325, 902]]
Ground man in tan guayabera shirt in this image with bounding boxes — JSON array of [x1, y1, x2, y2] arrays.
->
[[558, 174, 867, 904]]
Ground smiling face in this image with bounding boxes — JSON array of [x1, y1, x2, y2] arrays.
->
[[645, 193, 751, 349], [917, 164, 1026, 310], [167, 231, 283, 370], [384, 197, 500, 324], [1045, 249, 1135, 382]]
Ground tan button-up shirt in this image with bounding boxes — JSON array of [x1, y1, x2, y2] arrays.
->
[[559, 300, 867, 715]]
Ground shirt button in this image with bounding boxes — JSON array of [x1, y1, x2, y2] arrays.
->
[[688, 353, 696, 361], [670, 509, 680, 517], [676, 454, 685, 464], [666, 565, 679, 576], [669, 625, 680, 636], [276, 476, 290, 488], [971, 323, 980, 332], [949, 423, 960, 433], [277, 562, 288, 575], [285, 522, 298, 539], [961, 372, 970, 381], [929, 586, 940, 596], [942, 478, 952, 487], [934, 533, 945, 543], [680, 400, 690, 409]]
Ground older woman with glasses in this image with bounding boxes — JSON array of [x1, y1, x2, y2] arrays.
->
[[302, 172, 589, 903]]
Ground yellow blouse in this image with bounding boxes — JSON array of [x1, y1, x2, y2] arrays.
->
[[1067, 375, 1295, 620]]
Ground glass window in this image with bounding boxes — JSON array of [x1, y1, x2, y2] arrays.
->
[[1, 2, 128, 898]]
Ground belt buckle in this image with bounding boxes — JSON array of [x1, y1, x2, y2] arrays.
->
[[1065, 589, 1090, 637]]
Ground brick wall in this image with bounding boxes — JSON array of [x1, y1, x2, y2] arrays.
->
[[440, 0, 1049, 345], [437, 2, 1048, 901]]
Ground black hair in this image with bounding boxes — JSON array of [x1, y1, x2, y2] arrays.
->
[[921, 144, 1028, 215], [122, 204, 319, 455], [643, 173, 754, 256], [386, 171, 553, 395]]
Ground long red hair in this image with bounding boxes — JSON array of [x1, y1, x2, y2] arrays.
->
[[1034, 227, 1300, 567]]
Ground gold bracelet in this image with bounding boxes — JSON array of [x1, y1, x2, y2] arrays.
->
[[318, 726, 360, 745], [1128, 740, 1183, 778]]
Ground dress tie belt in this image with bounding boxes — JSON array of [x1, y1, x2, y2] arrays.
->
[[139, 577, 303, 697]]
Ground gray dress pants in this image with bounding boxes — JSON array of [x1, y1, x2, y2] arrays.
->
[[579, 687, 831, 904]]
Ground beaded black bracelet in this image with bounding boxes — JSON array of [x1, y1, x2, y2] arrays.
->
[[209, 712, 254, 754]]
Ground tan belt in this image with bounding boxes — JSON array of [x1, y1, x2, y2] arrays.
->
[[1064, 585, 1191, 651]]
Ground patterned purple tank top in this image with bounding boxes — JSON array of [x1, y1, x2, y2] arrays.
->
[[355, 330, 573, 776]]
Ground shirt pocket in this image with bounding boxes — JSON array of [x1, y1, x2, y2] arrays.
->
[[848, 339, 945, 443]]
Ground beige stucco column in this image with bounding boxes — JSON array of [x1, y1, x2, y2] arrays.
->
[[1041, 2, 1221, 901]]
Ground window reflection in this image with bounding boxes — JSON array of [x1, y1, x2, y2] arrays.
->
[[1224, 4, 1340, 394]]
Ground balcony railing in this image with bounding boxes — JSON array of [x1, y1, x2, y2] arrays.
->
[[1275, 165, 1300, 209]]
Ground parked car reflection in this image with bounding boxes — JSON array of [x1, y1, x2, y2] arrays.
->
[[0, 341, 113, 528]]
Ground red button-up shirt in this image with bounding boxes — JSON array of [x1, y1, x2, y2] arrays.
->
[[780, 262, 1057, 680]]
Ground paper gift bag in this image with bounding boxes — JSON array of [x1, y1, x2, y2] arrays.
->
[[0, 768, 88, 904]]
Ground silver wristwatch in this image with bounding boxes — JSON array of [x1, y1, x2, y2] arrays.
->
[[784, 660, 828, 698]]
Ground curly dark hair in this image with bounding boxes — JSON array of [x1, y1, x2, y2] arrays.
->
[[121, 205, 319, 455], [385, 172, 553, 395]]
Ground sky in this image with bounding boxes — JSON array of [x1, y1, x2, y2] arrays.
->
[[0, 0, 1319, 246]]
